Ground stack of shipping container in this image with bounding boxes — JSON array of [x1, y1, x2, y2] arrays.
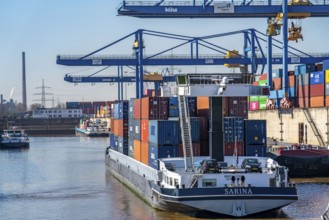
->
[[249, 59, 329, 110], [109, 101, 129, 155]]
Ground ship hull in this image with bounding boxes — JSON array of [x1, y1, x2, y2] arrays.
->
[[75, 128, 109, 137], [106, 149, 298, 217], [0, 142, 29, 149], [268, 152, 329, 177]]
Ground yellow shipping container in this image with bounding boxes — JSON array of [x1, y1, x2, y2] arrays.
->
[[325, 70, 329, 83]]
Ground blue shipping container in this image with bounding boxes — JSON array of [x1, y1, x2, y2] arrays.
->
[[128, 138, 134, 158], [129, 98, 135, 118], [269, 90, 284, 99], [309, 71, 324, 85], [113, 135, 119, 151], [244, 120, 267, 145], [148, 143, 179, 169], [133, 119, 141, 140], [149, 120, 179, 145], [113, 102, 129, 119], [224, 117, 244, 142], [297, 73, 309, 86], [294, 64, 316, 75], [272, 69, 283, 78], [245, 145, 267, 157], [118, 136, 129, 155], [288, 87, 295, 97], [323, 59, 329, 71], [178, 118, 200, 143], [109, 132, 115, 148]]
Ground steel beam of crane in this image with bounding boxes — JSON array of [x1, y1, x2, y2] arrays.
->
[[118, 1, 329, 18]]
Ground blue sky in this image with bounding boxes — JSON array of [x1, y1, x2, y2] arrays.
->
[[1, 0, 329, 108]]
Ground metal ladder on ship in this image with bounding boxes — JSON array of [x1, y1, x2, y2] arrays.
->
[[178, 95, 195, 172], [302, 108, 325, 146]]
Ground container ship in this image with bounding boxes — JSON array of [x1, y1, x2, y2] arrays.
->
[[75, 119, 109, 137], [105, 77, 298, 217]]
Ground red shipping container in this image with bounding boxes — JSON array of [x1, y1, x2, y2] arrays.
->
[[297, 85, 309, 98], [191, 117, 208, 140], [178, 143, 201, 157], [249, 101, 259, 111], [223, 97, 229, 117], [228, 97, 248, 118], [141, 141, 149, 165], [157, 97, 169, 120], [288, 75, 296, 87], [288, 70, 295, 76], [259, 74, 267, 80], [310, 84, 325, 97], [141, 97, 158, 119], [134, 99, 141, 119], [310, 96, 324, 107], [252, 81, 259, 86], [197, 96, 209, 109], [133, 140, 141, 161], [298, 97, 309, 108], [224, 142, 245, 156], [140, 119, 149, 142], [272, 78, 282, 90], [200, 140, 209, 156]]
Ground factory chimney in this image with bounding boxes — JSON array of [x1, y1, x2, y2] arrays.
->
[[22, 52, 27, 111]]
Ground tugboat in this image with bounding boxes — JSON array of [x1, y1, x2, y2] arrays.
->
[[105, 75, 298, 217], [268, 144, 329, 177], [0, 127, 30, 149]]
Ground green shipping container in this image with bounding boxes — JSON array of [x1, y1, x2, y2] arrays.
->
[[258, 80, 268, 86], [259, 96, 268, 102], [259, 100, 267, 110], [249, 96, 259, 102]]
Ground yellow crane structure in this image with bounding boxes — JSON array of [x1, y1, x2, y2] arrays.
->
[[267, 0, 311, 42]]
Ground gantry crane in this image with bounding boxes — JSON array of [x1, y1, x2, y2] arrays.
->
[[117, 0, 329, 98], [57, 29, 329, 99]]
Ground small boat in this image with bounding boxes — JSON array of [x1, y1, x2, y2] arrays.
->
[[0, 128, 30, 149], [75, 119, 109, 137], [268, 144, 329, 177], [322, 203, 329, 220]]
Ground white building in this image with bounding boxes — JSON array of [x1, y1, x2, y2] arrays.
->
[[32, 108, 83, 118]]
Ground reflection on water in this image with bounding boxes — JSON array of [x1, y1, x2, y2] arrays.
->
[[0, 136, 328, 220]]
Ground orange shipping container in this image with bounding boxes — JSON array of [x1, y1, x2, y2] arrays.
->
[[259, 74, 267, 80], [326, 96, 329, 107], [141, 141, 149, 165], [197, 96, 209, 109], [288, 75, 296, 87], [310, 96, 324, 108], [297, 85, 309, 98], [272, 78, 282, 90], [298, 97, 309, 108], [113, 119, 127, 137], [134, 98, 141, 119], [133, 140, 141, 161], [110, 118, 115, 132], [141, 97, 158, 119], [140, 119, 149, 142]]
